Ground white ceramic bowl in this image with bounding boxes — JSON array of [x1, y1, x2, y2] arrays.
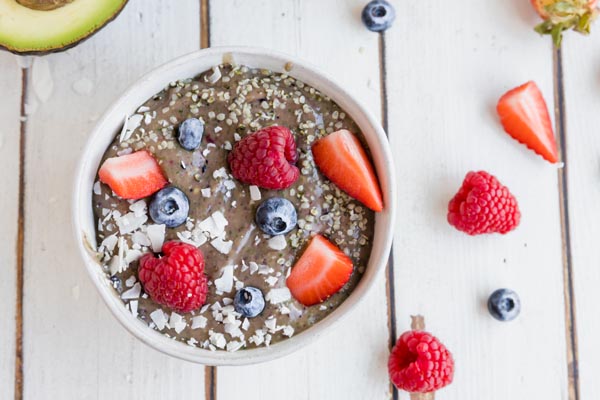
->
[[73, 46, 397, 366]]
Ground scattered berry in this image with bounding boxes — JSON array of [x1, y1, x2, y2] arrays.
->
[[312, 129, 383, 212], [497, 81, 558, 163], [233, 287, 266, 318], [388, 330, 454, 393], [228, 125, 299, 190], [255, 197, 297, 236], [447, 171, 520, 235], [98, 150, 167, 200], [149, 187, 190, 228], [362, 0, 396, 32], [488, 288, 521, 321], [178, 118, 204, 150], [286, 234, 353, 306], [138, 241, 208, 313], [531, 0, 598, 46]]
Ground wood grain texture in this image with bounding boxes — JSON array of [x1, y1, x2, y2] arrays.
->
[[0, 53, 22, 400], [19, 1, 206, 399], [561, 32, 600, 400], [211, 0, 391, 398], [385, 0, 569, 398]]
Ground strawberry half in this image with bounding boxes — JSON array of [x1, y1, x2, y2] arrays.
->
[[496, 81, 559, 163], [311, 129, 383, 212], [99, 150, 168, 199], [286, 234, 353, 306], [531, 0, 598, 46]]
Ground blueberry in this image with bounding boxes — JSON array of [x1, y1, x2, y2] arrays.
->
[[178, 118, 204, 150], [149, 187, 190, 228], [487, 289, 521, 321], [361, 0, 396, 32], [234, 287, 265, 318], [255, 197, 297, 236]]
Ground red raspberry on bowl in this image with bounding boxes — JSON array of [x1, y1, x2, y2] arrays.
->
[[227, 125, 300, 190], [138, 241, 208, 313], [447, 171, 520, 235], [388, 330, 454, 393]]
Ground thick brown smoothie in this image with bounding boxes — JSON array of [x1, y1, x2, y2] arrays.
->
[[92, 64, 375, 351]]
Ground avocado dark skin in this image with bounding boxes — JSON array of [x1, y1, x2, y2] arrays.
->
[[16, 0, 74, 11]]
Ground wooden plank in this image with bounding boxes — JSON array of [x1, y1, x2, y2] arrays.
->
[[211, 0, 391, 398], [20, 1, 206, 399], [0, 52, 22, 400], [561, 32, 600, 399], [385, 2, 570, 398]]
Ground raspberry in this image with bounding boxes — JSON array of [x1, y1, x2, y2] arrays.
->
[[138, 241, 208, 313], [227, 125, 299, 189], [388, 330, 454, 393], [447, 171, 520, 235]]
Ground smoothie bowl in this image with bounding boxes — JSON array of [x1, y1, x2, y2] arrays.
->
[[73, 47, 396, 365]]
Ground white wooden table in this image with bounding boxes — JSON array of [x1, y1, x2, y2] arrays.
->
[[1, 0, 598, 398]]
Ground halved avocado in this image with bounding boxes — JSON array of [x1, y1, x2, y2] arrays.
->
[[0, 0, 128, 54]]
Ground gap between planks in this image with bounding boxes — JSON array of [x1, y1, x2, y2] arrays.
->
[[379, 31, 399, 400], [553, 46, 579, 400], [200, 1, 216, 398], [14, 67, 28, 400]]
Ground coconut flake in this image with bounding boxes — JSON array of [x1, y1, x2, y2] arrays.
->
[[249, 262, 259, 275], [223, 180, 236, 190], [93, 181, 102, 195], [266, 287, 291, 304], [120, 114, 143, 142], [211, 236, 233, 255], [199, 212, 228, 239], [211, 211, 228, 231], [224, 322, 243, 338], [212, 167, 228, 180], [131, 231, 151, 247], [121, 283, 141, 300], [129, 300, 139, 318], [129, 200, 147, 217], [289, 304, 303, 321], [249, 185, 261, 201], [100, 234, 118, 253], [268, 235, 287, 251], [265, 317, 277, 332], [116, 212, 148, 234], [191, 315, 208, 329], [227, 341, 244, 352], [214, 265, 234, 293], [265, 276, 278, 287], [209, 331, 226, 349], [150, 309, 168, 330], [125, 275, 137, 287], [205, 66, 222, 84], [125, 249, 143, 264], [169, 312, 187, 334], [241, 318, 250, 331], [146, 224, 166, 252], [282, 326, 294, 337]]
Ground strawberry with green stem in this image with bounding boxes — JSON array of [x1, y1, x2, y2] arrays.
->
[[531, 0, 598, 46]]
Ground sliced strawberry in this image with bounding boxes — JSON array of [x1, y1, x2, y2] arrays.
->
[[311, 129, 383, 212], [286, 234, 353, 306], [99, 150, 168, 200], [497, 81, 559, 163]]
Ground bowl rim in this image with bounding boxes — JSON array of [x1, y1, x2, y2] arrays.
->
[[72, 46, 397, 366]]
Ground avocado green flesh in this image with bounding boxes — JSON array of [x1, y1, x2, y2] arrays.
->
[[0, 0, 128, 53]]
